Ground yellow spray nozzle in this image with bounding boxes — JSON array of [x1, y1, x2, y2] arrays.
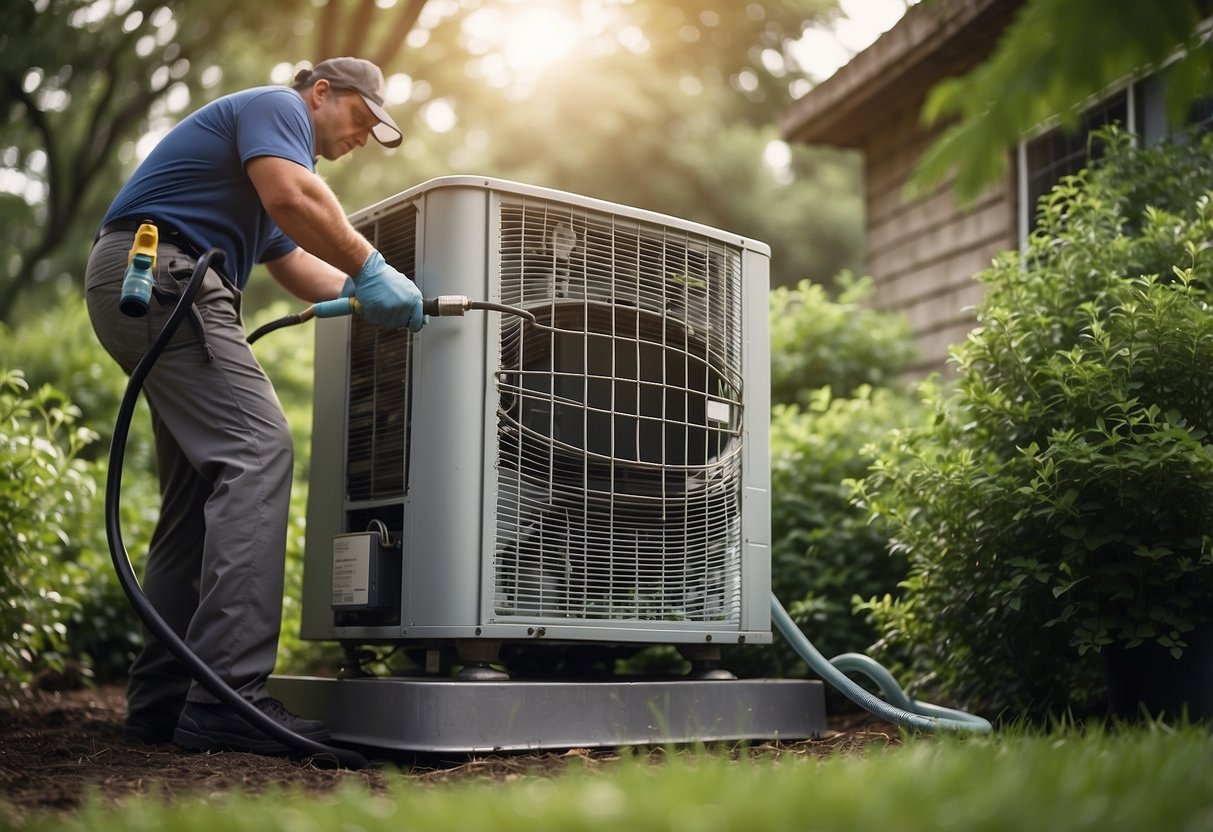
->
[[120, 221, 160, 317], [127, 222, 159, 271]]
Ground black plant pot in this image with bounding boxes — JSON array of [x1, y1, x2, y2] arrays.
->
[[1102, 623, 1213, 722]]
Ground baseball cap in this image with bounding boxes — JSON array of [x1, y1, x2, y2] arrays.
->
[[296, 57, 403, 148]]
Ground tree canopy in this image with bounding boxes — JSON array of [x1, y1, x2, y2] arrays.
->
[[913, 0, 1213, 201]]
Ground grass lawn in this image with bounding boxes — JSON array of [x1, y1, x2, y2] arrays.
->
[[12, 722, 1213, 832]]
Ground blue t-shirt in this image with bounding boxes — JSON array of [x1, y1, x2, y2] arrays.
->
[[102, 86, 313, 288]]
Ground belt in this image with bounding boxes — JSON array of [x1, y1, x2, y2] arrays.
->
[[96, 218, 220, 364], [96, 218, 210, 264]]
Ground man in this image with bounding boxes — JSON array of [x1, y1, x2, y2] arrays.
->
[[84, 57, 422, 756]]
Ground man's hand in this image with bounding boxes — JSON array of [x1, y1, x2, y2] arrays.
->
[[352, 251, 425, 332]]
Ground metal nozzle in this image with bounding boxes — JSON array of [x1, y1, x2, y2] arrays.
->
[[423, 295, 473, 317]]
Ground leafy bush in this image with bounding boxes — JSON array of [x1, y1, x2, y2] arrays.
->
[[0, 290, 135, 456], [769, 274, 915, 407], [0, 371, 97, 697], [0, 291, 161, 676], [856, 130, 1213, 718], [0, 292, 166, 685], [763, 386, 920, 672]]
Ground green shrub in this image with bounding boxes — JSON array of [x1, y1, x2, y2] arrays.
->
[[0, 290, 134, 456], [1, 293, 164, 684], [762, 386, 920, 672], [0, 370, 97, 697], [856, 129, 1213, 719], [769, 274, 916, 407]]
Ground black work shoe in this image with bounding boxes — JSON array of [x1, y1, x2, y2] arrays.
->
[[172, 697, 331, 756], [123, 717, 178, 745], [124, 705, 184, 745]]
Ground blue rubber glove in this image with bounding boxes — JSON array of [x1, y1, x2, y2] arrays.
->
[[339, 276, 355, 298], [351, 251, 425, 332]]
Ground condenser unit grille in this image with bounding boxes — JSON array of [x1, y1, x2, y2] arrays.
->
[[492, 195, 745, 623], [346, 323, 410, 500], [345, 208, 417, 502]]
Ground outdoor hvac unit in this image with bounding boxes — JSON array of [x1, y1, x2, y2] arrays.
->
[[278, 177, 824, 751], [299, 175, 773, 654]]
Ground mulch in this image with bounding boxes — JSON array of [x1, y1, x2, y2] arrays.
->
[[0, 682, 900, 822]]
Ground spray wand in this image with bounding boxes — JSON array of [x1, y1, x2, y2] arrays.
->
[[247, 294, 540, 344]]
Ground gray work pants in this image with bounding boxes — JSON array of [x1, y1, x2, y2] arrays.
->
[[85, 232, 293, 718]]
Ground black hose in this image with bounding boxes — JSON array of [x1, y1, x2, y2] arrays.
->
[[105, 248, 369, 769], [247, 313, 305, 344]]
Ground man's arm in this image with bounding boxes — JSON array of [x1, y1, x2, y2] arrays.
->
[[246, 155, 372, 274], [264, 247, 349, 303], [249, 154, 425, 332]]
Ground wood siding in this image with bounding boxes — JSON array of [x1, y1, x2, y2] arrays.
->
[[861, 104, 1017, 377], [780, 0, 1025, 378]]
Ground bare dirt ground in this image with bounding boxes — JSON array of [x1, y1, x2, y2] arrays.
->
[[0, 682, 899, 822]]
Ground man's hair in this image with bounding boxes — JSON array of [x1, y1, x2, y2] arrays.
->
[[292, 69, 353, 94]]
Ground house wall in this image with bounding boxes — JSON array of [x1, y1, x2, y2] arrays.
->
[[861, 103, 1018, 378]]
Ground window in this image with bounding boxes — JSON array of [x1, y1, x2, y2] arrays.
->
[[1021, 91, 1128, 229], [1017, 74, 1213, 242]]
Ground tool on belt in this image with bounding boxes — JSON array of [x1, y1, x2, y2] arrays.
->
[[119, 221, 159, 317]]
